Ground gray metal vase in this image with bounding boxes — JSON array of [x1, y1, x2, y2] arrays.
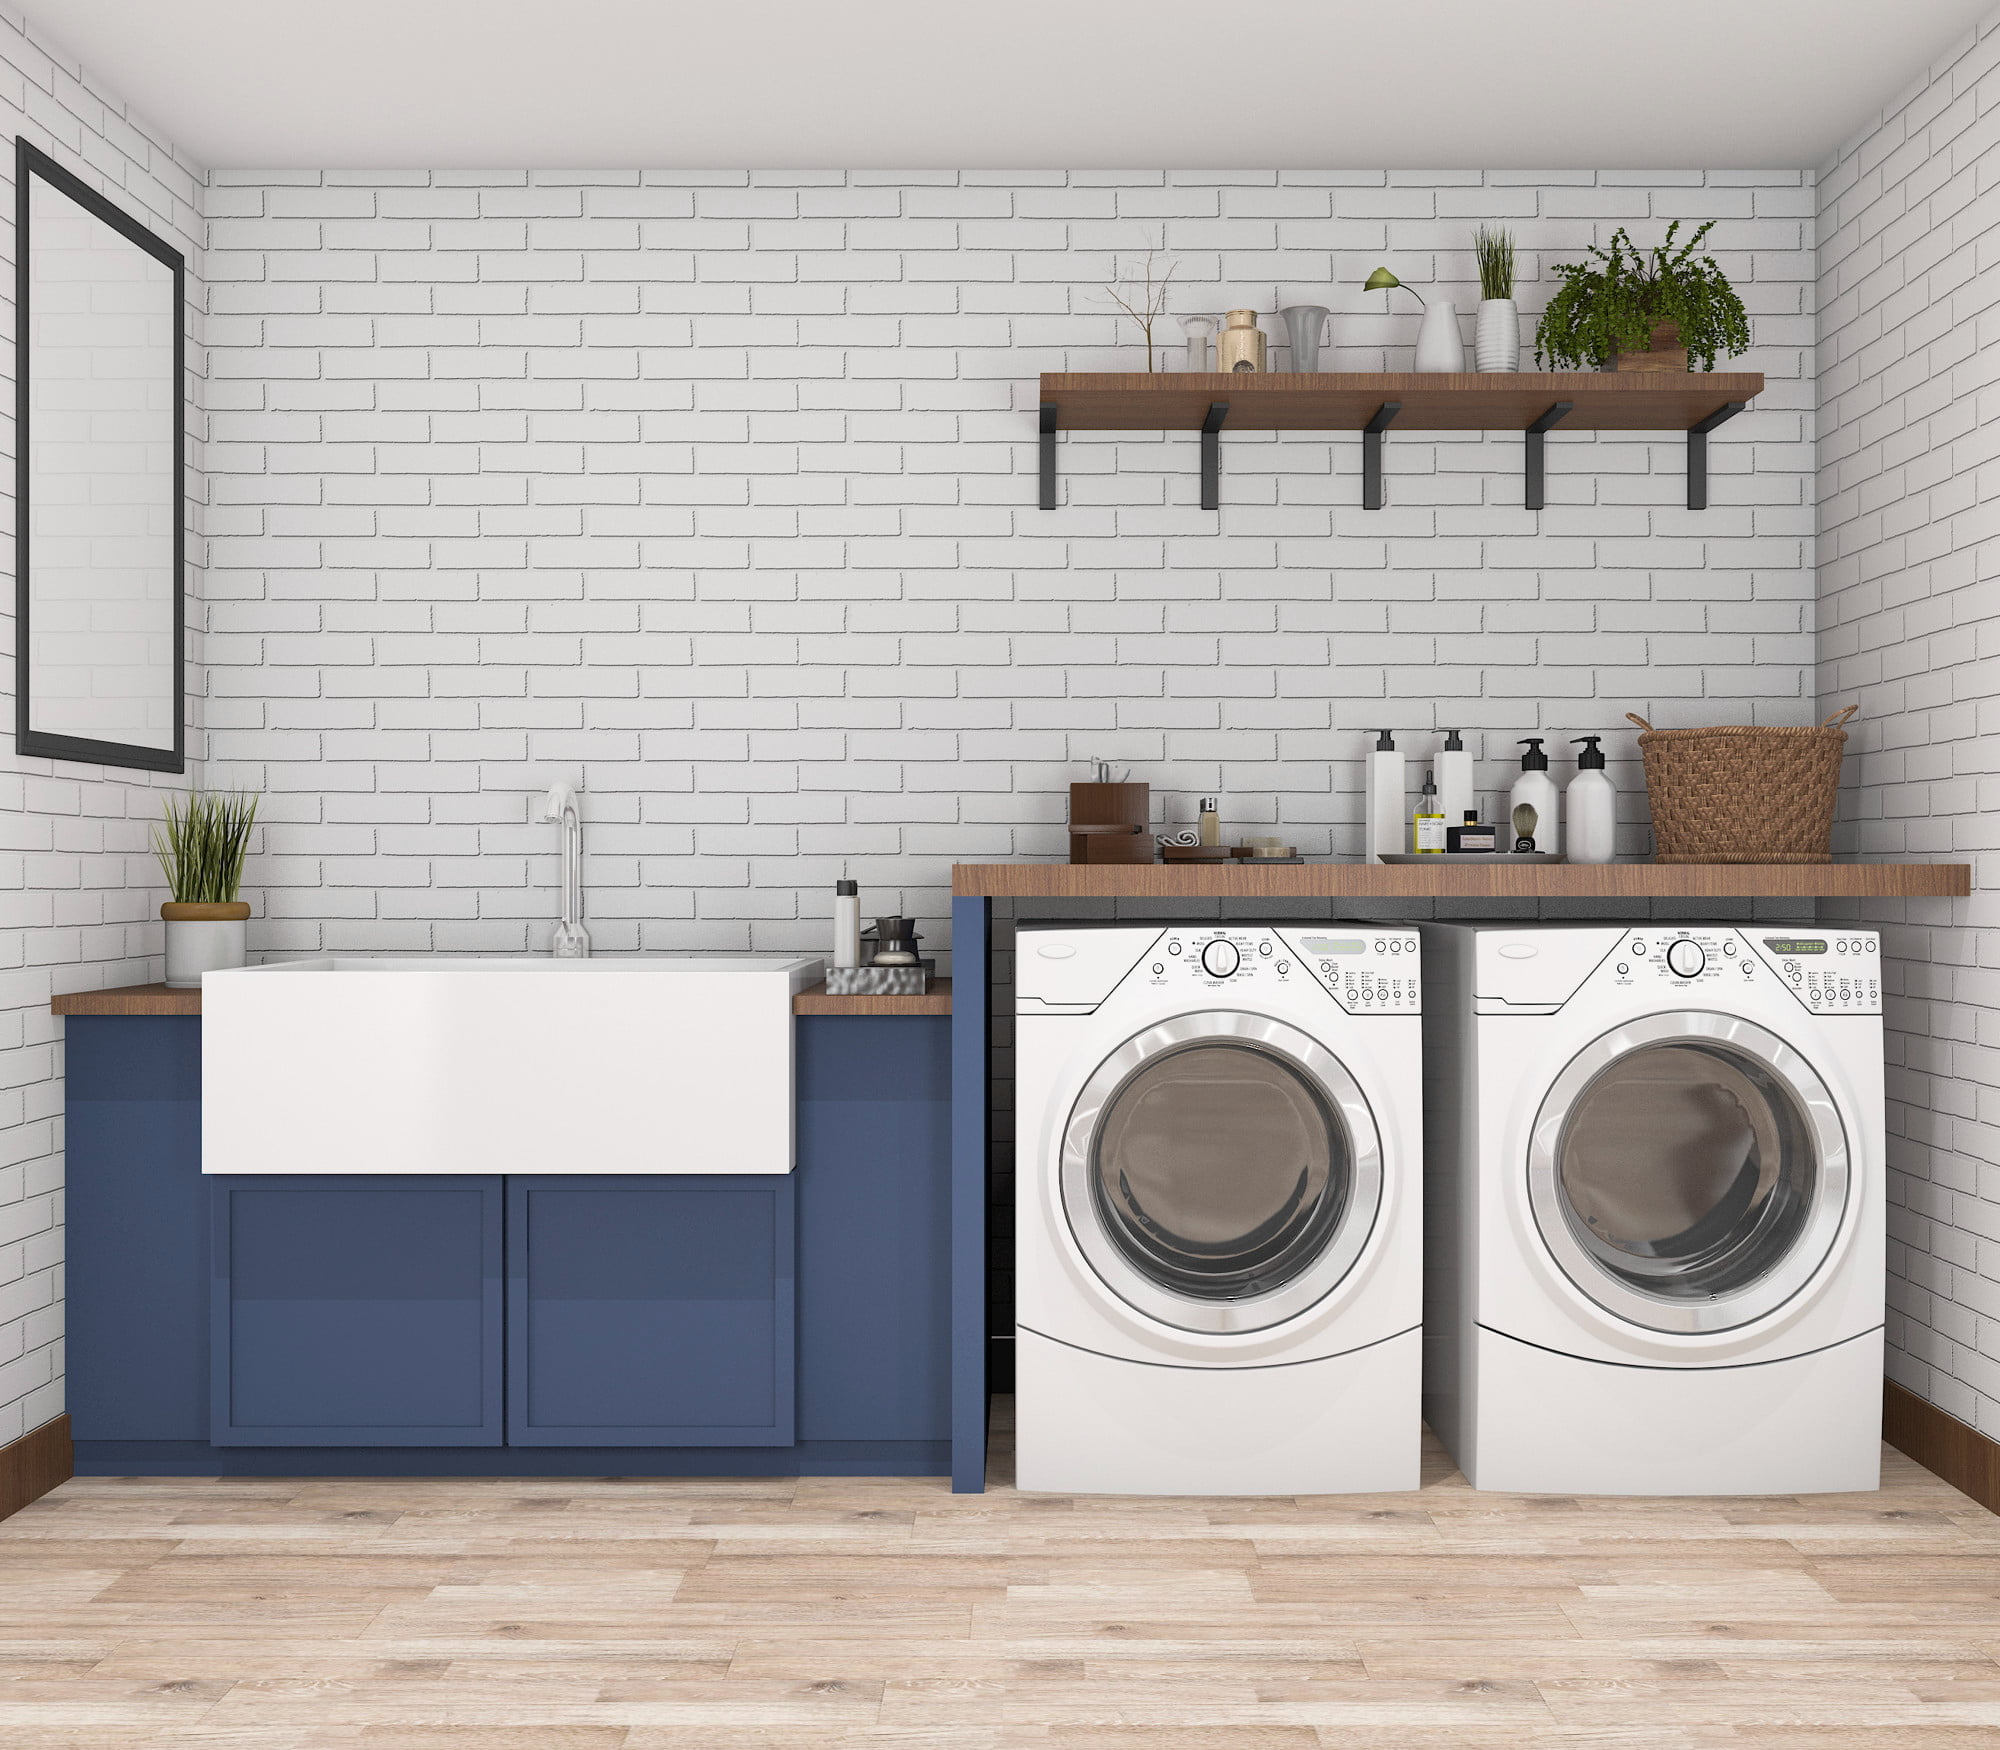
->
[[1280, 304, 1330, 373]]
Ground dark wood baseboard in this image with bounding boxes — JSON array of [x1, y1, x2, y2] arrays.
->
[[1885, 1381, 2000, 1514], [0, 1413, 71, 1522]]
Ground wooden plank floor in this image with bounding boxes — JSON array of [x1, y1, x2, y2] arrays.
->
[[2, 1403, 1998, 1748]]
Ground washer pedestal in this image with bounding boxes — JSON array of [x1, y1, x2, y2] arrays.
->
[[1459, 1325, 1883, 1496], [1015, 1326, 1420, 1496]]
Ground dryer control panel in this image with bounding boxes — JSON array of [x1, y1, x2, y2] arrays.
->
[[1745, 930, 1881, 1014], [1142, 926, 1420, 1014], [1605, 927, 1881, 1015]]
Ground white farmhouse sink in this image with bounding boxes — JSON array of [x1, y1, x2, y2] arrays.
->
[[201, 955, 824, 1176]]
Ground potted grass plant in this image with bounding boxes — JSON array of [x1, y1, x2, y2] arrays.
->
[[1534, 220, 1750, 371], [155, 791, 258, 988], [1473, 225, 1519, 373]]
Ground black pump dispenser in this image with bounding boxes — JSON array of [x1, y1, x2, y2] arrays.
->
[[1442, 728, 1464, 751], [1518, 737, 1549, 771], [1374, 728, 1396, 751], [1571, 735, 1606, 770]]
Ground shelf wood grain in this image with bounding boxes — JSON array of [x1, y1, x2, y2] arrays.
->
[[793, 979, 952, 1016], [1041, 370, 1766, 432], [952, 861, 1972, 900], [52, 983, 201, 1016]]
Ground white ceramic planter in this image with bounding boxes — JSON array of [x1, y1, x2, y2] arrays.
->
[[1475, 298, 1519, 372], [1413, 301, 1464, 372], [164, 901, 249, 988]]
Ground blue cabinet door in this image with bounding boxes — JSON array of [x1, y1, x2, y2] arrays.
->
[[66, 1016, 207, 1442], [795, 1016, 951, 1443], [508, 1175, 795, 1447], [211, 1176, 504, 1446]]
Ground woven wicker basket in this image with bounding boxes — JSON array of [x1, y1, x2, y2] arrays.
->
[[1626, 707, 1857, 864]]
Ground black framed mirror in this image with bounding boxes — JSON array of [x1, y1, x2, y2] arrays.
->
[[15, 136, 185, 773]]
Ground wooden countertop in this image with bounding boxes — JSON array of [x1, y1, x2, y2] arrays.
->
[[53, 984, 202, 1016], [952, 861, 1974, 899], [793, 979, 951, 1016], [57, 981, 955, 1018]]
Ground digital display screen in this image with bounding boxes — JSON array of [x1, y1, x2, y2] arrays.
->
[[1300, 937, 1366, 955], [1763, 938, 1827, 955]]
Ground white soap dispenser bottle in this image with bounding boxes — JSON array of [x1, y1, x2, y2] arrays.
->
[[1508, 737, 1560, 854], [1436, 728, 1474, 829], [1361, 729, 1405, 860], [1566, 735, 1616, 864]]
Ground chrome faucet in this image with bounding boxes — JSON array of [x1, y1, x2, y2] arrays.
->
[[540, 782, 590, 959]]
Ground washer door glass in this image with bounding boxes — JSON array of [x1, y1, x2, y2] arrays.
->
[[1059, 1012, 1385, 1335], [1528, 1014, 1849, 1335], [1092, 1042, 1345, 1301]]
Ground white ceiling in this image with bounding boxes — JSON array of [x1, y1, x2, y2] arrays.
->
[[23, 0, 1997, 171]]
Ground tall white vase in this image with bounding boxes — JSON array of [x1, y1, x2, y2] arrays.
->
[[1413, 301, 1464, 372], [1475, 298, 1519, 372]]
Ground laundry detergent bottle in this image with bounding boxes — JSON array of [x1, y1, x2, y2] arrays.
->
[[1508, 738, 1560, 854], [1565, 735, 1615, 864]]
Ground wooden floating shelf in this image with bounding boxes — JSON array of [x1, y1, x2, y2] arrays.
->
[[952, 862, 1970, 901], [1037, 371, 1766, 511]]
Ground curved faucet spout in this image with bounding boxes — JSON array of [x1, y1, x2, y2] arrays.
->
[[539, 783, 591, 959]]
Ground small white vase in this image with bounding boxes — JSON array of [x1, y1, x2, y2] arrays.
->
[[1475, 298, 1519, 372], [1413, 301, 1464, 372], [163, 901, 249, 988]]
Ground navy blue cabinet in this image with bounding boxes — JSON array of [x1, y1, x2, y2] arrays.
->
[[66, 1017, 208, 1442], [508, 1175, 795, 1446], [62, 1011, 952, 1476], [210, 1177, 504, 1446], [796, 1016, 951, 1445]]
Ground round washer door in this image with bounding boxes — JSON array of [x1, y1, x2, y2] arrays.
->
[[1059, 1011, 1384, 1335], [1526, 1012, 1850, 1335]]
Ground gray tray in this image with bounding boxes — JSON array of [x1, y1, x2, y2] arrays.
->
[[1377, 851, 1567, 864]]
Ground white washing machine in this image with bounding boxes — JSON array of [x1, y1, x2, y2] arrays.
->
[[1420, 922, 1885, 1496], [1014, 922, 1423, 1495]]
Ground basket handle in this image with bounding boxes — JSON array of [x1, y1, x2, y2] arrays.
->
[[1625, 713, 1655, 731], [1821, 704, 1859, 728]]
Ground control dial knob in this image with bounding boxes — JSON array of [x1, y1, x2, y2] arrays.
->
[[1665, 939, 1706, 979], [1200, 939, 1241, 979]]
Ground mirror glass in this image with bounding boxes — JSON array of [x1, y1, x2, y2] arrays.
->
[[16, 139, 184, 771]]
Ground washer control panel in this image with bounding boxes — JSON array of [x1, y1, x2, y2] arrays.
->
[[1605, 928, 1881, 1014], [1142, 926, 1420, 1014], [1746, 930, 1881, 1014]]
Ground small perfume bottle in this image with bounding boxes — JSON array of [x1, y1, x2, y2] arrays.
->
[[1198, 796, 1222, 846], [1447, 811, 1497, 853]]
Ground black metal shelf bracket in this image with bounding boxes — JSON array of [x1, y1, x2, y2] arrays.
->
[[1362, 401, 1401, 510], [1038, 402, 1058, 509], [1524, 401, 1573, 511], [1199, 401, 1229, 510], [1686, 400, 1746, 511]]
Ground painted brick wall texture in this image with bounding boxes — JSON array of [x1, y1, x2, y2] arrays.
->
[[1819, 15, 2000, 1439], [198, 169, 1817, 968], [0, 5, 206, 1447]]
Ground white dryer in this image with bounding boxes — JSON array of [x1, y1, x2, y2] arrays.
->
[[1015, 922, 1423, 1495], [1420, 922, 1885, 1496]]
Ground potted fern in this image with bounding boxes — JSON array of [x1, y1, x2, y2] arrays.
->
[[1473, 225, 1518, 373], [155, 791, 257, 988], [1534, 220, 1750, 372]]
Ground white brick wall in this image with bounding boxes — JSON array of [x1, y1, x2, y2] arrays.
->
[[201, 169, 1817, 969], [0, 5, 206, 1445], [1819, 12, 2000, 1439]]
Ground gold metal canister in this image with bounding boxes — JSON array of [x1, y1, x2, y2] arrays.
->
[[1214, 309, 1267, 372]]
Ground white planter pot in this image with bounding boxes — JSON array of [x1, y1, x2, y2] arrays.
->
[[1413, 301, 1464, 372], [163, 902, 249, 988], [1475, 298, 1519, 372]]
